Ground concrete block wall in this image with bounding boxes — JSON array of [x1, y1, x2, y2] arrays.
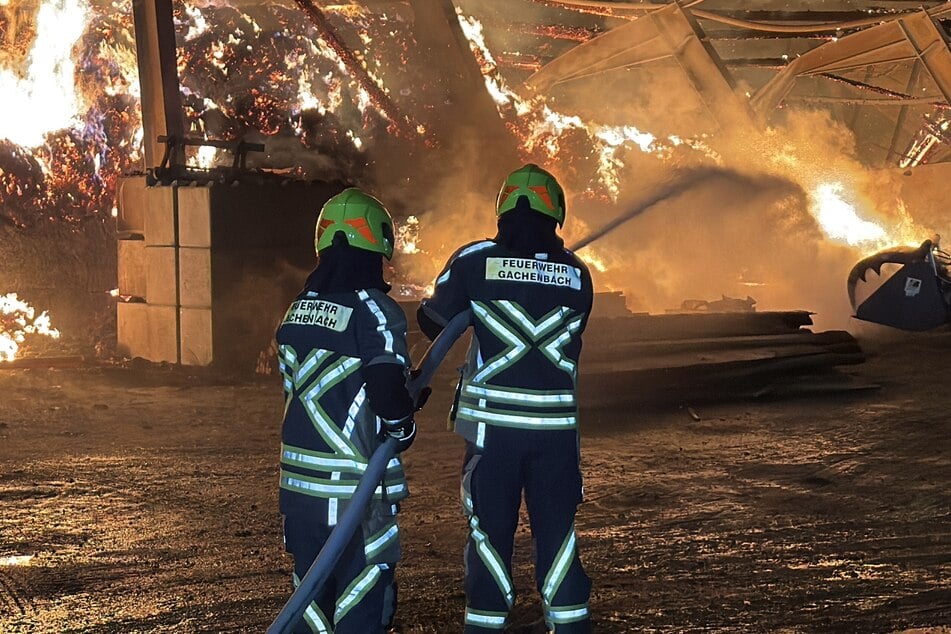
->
[[116, 176, 343, 368], [117, 177, 183, 363]]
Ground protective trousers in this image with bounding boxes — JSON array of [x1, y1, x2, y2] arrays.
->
[[461, 426, 592, 632], [283, 510, 396, 634]]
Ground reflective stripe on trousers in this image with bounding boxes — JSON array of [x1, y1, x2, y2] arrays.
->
[[283, 511, 396, 633], [460, 426, 592, 633]]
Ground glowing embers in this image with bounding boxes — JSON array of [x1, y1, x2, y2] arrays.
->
[[454, 9, 708, 202], [322, 4, 370, 21], [0, 0, 91, 148], [179, 3, 378, 152], [0, 292, 60, 362], [396, 215, 420, 255]]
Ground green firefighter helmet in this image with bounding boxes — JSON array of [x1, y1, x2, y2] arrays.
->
[[496, 163, 566, 226], [314, 188, 395, 259]]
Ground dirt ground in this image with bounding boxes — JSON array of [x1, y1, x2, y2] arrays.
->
[[0, 328, 949, 633]]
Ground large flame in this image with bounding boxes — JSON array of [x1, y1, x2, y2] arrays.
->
[[810, 183, 889, 247], [455, 9, 932, 258], [455, 9, 716, 203], [0, 0, 91, 148], [0, 293, 61, 362]]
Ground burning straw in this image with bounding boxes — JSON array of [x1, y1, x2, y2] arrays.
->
[[0, 293, 60, 362]]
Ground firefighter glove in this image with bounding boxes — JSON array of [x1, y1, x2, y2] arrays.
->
[[381, 414, 416, 453]]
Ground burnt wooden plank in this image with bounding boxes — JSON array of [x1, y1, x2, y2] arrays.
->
[[585, 311, 815, 342], [582, 329, 859, 360]]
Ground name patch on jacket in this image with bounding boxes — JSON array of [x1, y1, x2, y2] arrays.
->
[[485, 257, 581, 290], [283, 300, 353, 332]]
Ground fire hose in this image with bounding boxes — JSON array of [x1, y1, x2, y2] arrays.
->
[[568, 167, 730, 252], [267, 309, 472, 634]]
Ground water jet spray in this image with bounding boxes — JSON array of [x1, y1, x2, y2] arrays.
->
[[569, 167, 765, 252]]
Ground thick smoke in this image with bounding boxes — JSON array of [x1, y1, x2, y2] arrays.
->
[[3, 0, 947, 337], [375, 0, 945, 332], [570, 163, 859, 329]]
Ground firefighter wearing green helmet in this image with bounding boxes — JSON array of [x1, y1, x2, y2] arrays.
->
[[496, 162, 567, 226], [276, 187, 420, 633], [418, 165, 594, 632], [313, 188, 396, 259]]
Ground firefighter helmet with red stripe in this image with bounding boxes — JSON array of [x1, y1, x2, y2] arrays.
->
[[496, 163, 566, 226], [315, 188, 395, 259]]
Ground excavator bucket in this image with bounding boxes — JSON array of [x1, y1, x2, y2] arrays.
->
[[848, 240, 951, 331]]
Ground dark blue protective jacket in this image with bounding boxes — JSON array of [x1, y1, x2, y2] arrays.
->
[[420, 237, 593, 447], [277, 287, 410, 563]]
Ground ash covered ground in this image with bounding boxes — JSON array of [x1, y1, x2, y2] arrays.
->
[[0, 330, 949, 633]]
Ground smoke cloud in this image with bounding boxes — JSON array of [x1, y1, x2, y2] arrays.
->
[[369, 1, 945, 332]]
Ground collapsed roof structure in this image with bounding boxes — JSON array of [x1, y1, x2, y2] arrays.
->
[[456, 0, 951, 167]]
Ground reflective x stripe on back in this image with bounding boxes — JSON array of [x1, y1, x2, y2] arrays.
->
[[471, 300, 579, 382]]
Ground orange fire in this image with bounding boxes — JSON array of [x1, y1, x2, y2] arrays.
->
[[0, 293, 61, 362], [0, 0, 943, 325], [0, 0, 90, 148], [809, 183, 918, 250], [454, 9, 931, 256]]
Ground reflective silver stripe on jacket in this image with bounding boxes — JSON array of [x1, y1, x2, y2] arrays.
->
[[456, 406, 577, 430], [461, 383, 575, 407], [299, 353, 363, 457], [281, 443, 402, 477], [280, 469, 407, 500], [358, 289, 407, 365], [435, 240, 494, 286]]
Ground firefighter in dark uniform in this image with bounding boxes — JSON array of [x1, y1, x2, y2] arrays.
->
[[418, 164, 594, 632], [277, 188, 417, 634]]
